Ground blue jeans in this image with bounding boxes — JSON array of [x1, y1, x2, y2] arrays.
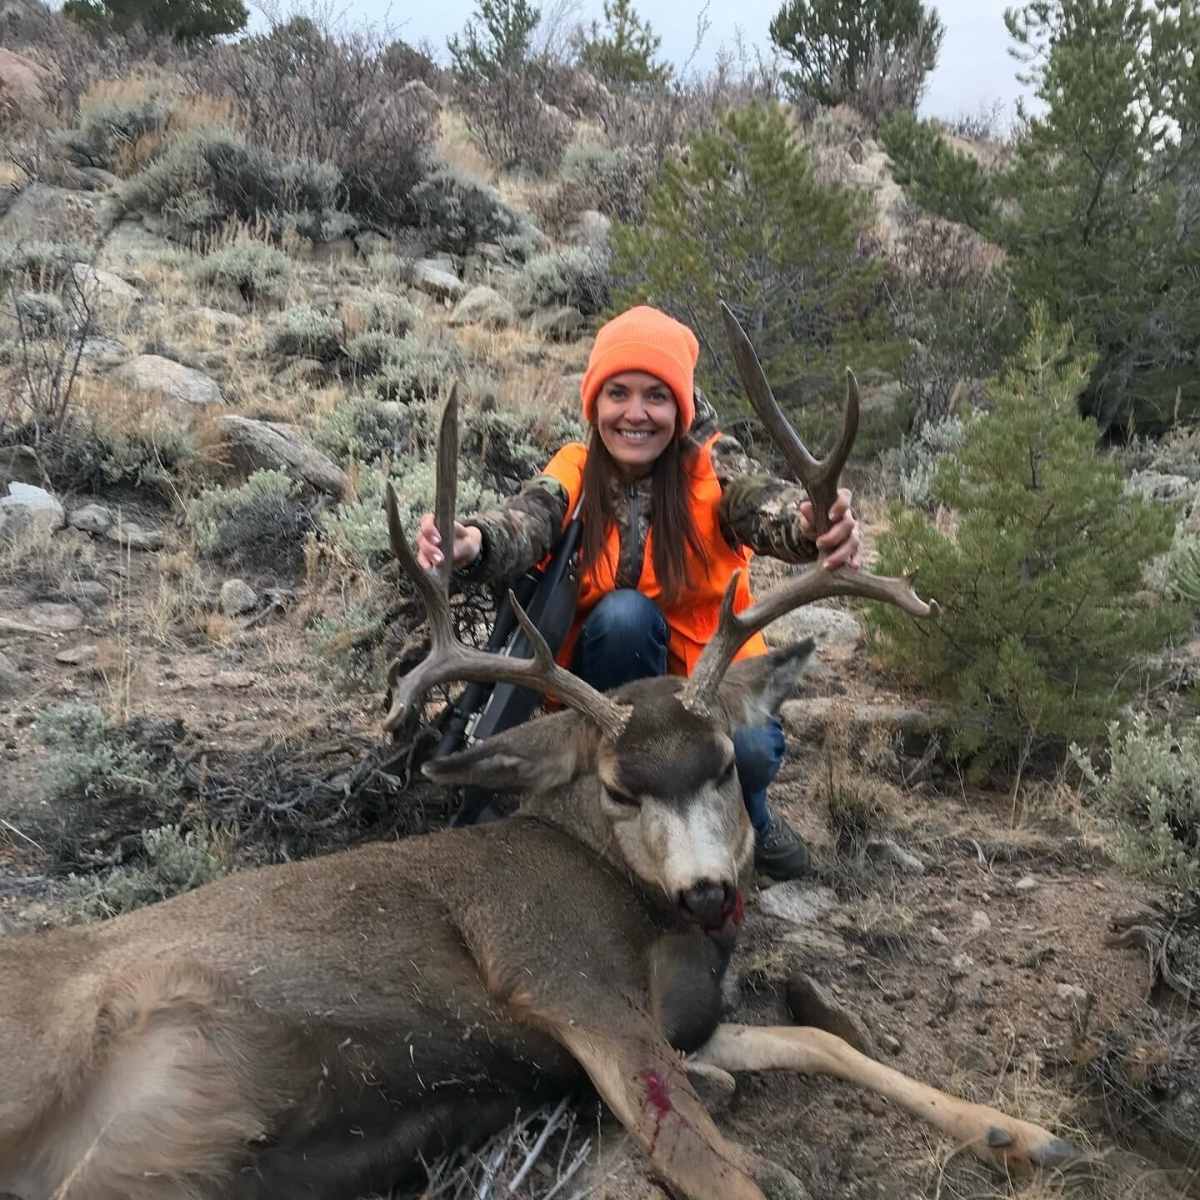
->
[[572, 590, 785, 834]]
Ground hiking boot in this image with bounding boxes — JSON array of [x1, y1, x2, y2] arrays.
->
[[753, 815, 811, 881]]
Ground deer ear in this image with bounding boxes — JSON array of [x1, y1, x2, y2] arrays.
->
[[424, 710, 600, 793], [718, 638, 816, 726]]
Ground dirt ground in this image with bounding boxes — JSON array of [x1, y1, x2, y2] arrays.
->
[[1, 525, 1196, 1200]]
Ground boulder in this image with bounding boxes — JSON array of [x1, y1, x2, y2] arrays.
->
[[781, 697, 950, 756], [449, 285, 516, 330], [411, 259, 468, 303], [76, 335, 129, 366], [104, 520, 163, 552], [0, 183, 103, 243], [219, 578, 258, 616], [69, 502, 114, 534], [531, 306, 586, 342], [219, 415, 349, 499], [71, 263, 142, 313], [0, 482, 65, 537], [113, 355, 224, 421], [0, 47, 51, 112], [765, 605, 863, 658], [1126, 471, 1197, 507]]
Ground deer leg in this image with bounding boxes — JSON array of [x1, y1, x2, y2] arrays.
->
[[551, 1020, 767, 1200], [691, 1024, 1081, 1178]]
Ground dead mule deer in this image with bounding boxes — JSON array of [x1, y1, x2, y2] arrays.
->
[[0, 309, 1079, 1200]]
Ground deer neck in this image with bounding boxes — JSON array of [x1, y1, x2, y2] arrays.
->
[[518, 782, 637, 885]]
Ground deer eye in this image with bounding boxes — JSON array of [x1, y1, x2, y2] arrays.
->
[[718, 759, 737, 785], [605, 786, 641, 810]]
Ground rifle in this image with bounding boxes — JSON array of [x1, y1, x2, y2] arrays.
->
[[431, 512, 583, 824]]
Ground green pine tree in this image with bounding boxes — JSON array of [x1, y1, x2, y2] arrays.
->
[[610, 103, 900, 429], [867, 307, 1186, 769], [768, 0, 943, 108], [447, 0, 541, 85], [577, 0, 672, 87]]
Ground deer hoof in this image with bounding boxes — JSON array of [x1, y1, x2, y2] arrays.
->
[[1028, 1136, 1083, 1171]]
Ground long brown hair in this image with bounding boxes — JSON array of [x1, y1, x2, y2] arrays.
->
[[578, 429, 711, 608]]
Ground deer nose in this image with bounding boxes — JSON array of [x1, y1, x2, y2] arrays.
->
[[679, 881, 734, 929]]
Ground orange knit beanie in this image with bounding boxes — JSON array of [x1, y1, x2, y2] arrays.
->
[[580, 306, 699, 433]]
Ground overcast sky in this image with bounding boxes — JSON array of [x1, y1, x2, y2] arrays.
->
[[331, 0, 1036, 124]]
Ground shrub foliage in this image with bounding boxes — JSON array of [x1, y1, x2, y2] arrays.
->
[[867, 310, 1186, 767]]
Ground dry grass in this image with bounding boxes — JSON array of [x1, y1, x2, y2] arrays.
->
[[0, 520, 97, 594], [435, 107, 496, 183]]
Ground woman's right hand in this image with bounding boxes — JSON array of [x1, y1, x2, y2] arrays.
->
[[416, 512, 482, 571]]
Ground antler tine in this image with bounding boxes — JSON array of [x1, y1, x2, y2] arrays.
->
[[719, 301, 860, 540], [384, 588, 631, 739], [681, 569, 933, 716], [679, 305, 933, 716], [382, 383, 631, 739]]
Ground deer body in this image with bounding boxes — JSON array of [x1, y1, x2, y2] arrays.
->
[[1, 676, 763, 1200]]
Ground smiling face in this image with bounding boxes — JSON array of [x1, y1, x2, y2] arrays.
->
[[594, 371, 678, 478]]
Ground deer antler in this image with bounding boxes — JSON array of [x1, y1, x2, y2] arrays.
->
[[679, 304, 934, 715], [382, 386, 631, 742]]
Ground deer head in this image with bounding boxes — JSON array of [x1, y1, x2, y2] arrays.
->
[[382, 311, 931, 932]]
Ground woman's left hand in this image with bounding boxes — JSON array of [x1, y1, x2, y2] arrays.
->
[[798, 488, 862, 570]]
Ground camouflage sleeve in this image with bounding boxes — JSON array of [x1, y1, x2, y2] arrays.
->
[[457, 473, 569, 588], [709, 429, 820, 565]]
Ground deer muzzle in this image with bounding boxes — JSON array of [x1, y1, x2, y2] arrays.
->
[[679, 880, 742, 932]]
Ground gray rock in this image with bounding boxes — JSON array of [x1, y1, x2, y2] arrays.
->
[[64, 579, 109, 606], [970, 910, 992, 934], [411, 259, 468, 303], [1014, 874, 1039, 892], [766, 605, 863, 655], [0, 482, 65, 537], [927, 926, 950, 947], [21, 601, 84, 631], [1126, 471, 1197, 506], [77, 335, 129, 365], [570, 209, 612, 246], [781, 697, 948, 754], [114, 354, 224, 418], [865, 837, 926, 875], [531, 305, 586, 342], [449, 285, 516, 330], [786, 973, 876, 1056], [214, 670, 256, 689], [71, 263, 141, 310], [55, 643, 98, 666], [949, 952, 975, 978], [0, 446, 41, 489], [103, 521, 163, 551], [69, 503, 114, 534], [354, 231, 391, 258], [220, 578, 258, 616], [758, 882, 839, 926], [475, 242, 505, 265], [219, 415, 349, 499], [0, 183, 103, 242]]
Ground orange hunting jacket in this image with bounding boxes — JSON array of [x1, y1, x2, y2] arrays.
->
[[542, 435, 769, 677]]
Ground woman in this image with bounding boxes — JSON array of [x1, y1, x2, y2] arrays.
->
[[417, 306, 861, 880]]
